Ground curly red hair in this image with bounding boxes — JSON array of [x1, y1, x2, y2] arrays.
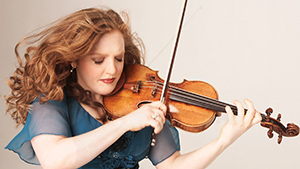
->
[[5, 8, 145, 126]]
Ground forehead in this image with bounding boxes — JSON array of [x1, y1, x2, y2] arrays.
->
[[90, 30, 125, 54]]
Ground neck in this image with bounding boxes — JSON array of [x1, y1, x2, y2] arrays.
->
[[92, 94, 103, 104]]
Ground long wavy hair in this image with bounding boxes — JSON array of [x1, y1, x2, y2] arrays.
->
[[5, 7, 145, 126]]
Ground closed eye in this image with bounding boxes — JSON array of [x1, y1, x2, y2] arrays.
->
[[115, 54, 124, 62], [93, 59, 104, 64], [115, 57, 123, 62], [94, 61, 103, 64]]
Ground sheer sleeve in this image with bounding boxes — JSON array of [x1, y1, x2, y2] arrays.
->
[[148, 120, 180, 165], [5, 100, 71, 165]]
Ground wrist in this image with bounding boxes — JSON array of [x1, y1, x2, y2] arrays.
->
[[215, 136, 231, 151], [113, 116, 131, 133]]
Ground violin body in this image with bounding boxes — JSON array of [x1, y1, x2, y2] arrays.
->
[[104, 64, 219, 133]]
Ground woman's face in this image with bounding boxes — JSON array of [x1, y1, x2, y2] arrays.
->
[[75, 30, 125, 100]]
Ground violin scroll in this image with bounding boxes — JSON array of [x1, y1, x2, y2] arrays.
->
[[286, 123, 300, 137], [260, 107, 299, 144]]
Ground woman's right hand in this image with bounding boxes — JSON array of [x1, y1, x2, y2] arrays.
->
[[122, 101, 167, 134]]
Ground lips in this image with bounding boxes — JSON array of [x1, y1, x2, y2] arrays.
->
[[101, 78, 115, 84]]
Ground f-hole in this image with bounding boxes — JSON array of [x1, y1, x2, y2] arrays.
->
[[137, 101, 153, 108]]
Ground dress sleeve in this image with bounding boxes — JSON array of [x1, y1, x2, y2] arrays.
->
[[148, 120, 181, 166], [5, 101, 72, 165]]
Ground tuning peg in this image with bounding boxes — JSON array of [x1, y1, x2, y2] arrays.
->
[[278, 133, 282, 144], [267, 126, 274, 138], [265, 108, 273, 117], [277, 114, 281, 121]]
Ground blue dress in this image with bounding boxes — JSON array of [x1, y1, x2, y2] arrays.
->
[[5, 93, 180, 169]]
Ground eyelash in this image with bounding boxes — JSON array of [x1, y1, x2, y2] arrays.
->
[[93, 58, 123, 64], [115, 58, 123, 62], [94, 61, 103, 64]]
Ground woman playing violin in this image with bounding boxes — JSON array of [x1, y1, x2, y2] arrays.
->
[[5, 7, 261, 169]]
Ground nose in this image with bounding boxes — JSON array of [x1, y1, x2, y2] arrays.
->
[[105, 58, 117, 75]]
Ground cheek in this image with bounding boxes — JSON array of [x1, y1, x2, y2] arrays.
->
[[77, 61, 101, 84], [116, 64, 124, 77], [118, 64, 124, 73]]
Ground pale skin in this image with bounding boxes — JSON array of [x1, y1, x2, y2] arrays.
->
[[31, 30, 262, 169]]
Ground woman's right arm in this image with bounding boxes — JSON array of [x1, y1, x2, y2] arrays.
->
[[31, 101, 166, 169], [32, 117, 126, 169]]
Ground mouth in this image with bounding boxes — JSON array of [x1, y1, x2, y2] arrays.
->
[[100, 78, 116, 84]]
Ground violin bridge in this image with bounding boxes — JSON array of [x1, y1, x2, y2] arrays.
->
[[151, 81, 158, 97], [131, 81, 142, 93]]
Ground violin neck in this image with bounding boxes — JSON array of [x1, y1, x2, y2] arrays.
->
[[169, 89, 267, 121]]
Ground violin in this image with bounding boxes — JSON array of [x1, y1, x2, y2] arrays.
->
[[103, 64, 299, 144], [104, 0, 299, 144]]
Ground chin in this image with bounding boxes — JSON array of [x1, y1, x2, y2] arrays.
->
[[98, 88, 115, 96], [101, 91, 113, 96]]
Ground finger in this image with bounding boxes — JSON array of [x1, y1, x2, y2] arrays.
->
[[152, 112, 159, 120], [252, 110, 262, 125], [233, 100, 245, 121], [243, 99, 256, 124], [225, 106, 234, 122], [150, 117, 164, 134], [151, 108, 166, 134], [152, 108, 165, 123], [150, 101, 167, 115], [152, 109, 166, 124]]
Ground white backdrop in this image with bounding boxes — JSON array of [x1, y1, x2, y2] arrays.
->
[[1, 0, 299, 169]]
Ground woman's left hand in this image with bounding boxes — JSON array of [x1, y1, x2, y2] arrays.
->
[[218, 99, 262, 146], [157, 99, 262, 169]]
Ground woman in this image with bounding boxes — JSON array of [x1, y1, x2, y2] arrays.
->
[[5, 7, 261, 169]]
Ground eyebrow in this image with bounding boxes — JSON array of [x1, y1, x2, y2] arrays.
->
[[89, 51, 125, 57]]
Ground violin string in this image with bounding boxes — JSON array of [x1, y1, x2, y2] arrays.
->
[[142, 80, 223, 108], [171, 85, 238, 112], [141, 81, 239, 114], [170, 88, 237, 112], [139, 82, 267, 121]]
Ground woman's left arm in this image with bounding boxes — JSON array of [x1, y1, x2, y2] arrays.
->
[[156, 99, 262, 169]]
